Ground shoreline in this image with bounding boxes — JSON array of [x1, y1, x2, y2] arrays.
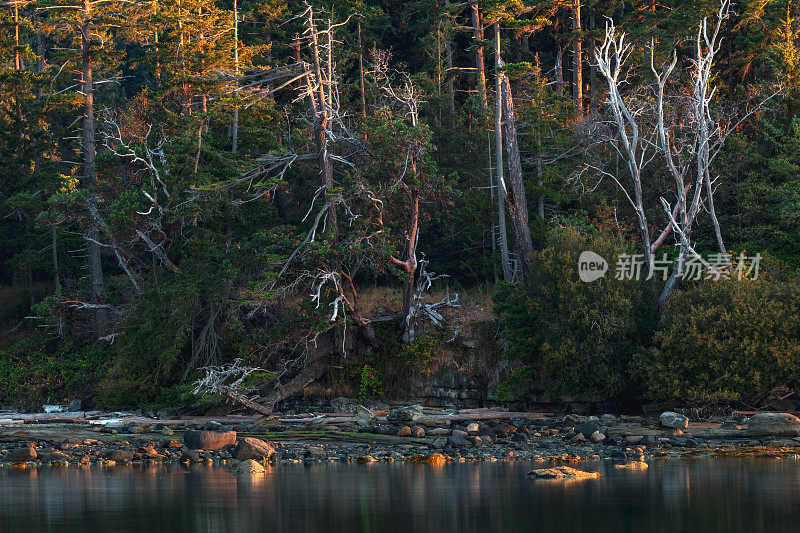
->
[[4, 408, 800, 470]]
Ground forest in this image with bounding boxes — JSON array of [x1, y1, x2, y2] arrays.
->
[[1, 0, 799, 412]]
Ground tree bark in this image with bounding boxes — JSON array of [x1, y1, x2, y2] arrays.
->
[[588, 4, 596, 115], [260, 351, 329, 412], [572, 0, 583, 119], [82, 0, 106, 333], [494, 24, 512, 281], [231, 0, 239, 154], [555, 45, 564, 96], [444, 3, 456, 129], [391, 186, 421, 343], [470, 1, 488, 113], [52, 226, 60, 289], [308, 10, 338, 254], [357, 19, 366, 120], [499, 72, 535, 281]]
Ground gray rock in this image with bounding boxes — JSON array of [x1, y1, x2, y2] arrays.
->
[[574, 422, 599, 437], [600, 414, 618, 426], [5, 446, 37, 462], [355, 405, 376, 426], [625, 435, 644, 445], [432, 437, 447, 449], [306, 446, 326, 458], [68, 399, 83, 412], [386, 405, 424, 423], [746, 413, 800, 437], [234, 437, 275, 460], [234, 459, 266, 474], [184, 430, 237, 451], [590, 431, 606, 443], [330, 397, 359, 414], [448, 434, 471, 448], [660, 411, 689, 429], [104, 450, 134, 462]]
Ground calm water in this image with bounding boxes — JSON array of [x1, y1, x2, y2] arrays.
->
[[2, 458, 800, 532]]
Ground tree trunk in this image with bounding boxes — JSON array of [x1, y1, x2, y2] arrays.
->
[[396, 187, 420, 343], [259, 352, 329, 412], [494, 24, 512, 281], [499, 73, 535, 281], [52, 226, 60, 289], [470, 1, 488, 113], [555, 45, 564, 96], [231, 0, 239, 154], [588, 5, 596, 115], [445, 10, 456, 129], [82, 0, 106, 334], [308, 10, 338, 253], [357, 20, 366, 120], [572, 0, 583, 119]]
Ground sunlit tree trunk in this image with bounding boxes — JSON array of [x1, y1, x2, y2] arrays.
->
[[470, 1, 488, 113]]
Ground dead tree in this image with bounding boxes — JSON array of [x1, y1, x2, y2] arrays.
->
[[594, 20, 655, 273], [497, 43, 536, 281], [493, 23, 513, 282]]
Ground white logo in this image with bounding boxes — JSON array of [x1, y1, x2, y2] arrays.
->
[[578, 251, 608, 282]]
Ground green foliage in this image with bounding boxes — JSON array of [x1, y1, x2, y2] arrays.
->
[[493, 365, 536, 401], [0, 337, 108, 407], [494, 227, 657, 400], [632, 279, 800, 402], [358, 364, 382, 400]]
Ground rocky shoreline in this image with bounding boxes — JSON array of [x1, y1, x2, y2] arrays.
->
[[3, 407, 800, 472]]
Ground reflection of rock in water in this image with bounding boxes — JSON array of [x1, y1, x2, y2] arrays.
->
[[2, 460, 800, 532]]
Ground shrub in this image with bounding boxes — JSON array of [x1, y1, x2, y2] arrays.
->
[[494, 227, 656, 400], [631, 279, 800, 402], [0, 337, 108, 407]]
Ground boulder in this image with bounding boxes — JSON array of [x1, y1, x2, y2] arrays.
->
[[396, 426, 412, 437], [255, 415, 281, 427], [306, 446, 326, 459], [5, 446, 37, 462], [234, 437, 275, 460], [600, 414, 618, 426], [590, 431, 606, 443], [386, 405, 424, 423], [659, 411, 689, 429], [574, 422, 599, 437], [527, 466, 601, 480], [68, 399, 83, 412], [234, 459, 266, 474], [746, 413, 800, 437], [104, 450, 134, 462], [355, 405, 376, 426], [448, 434, 471, 448], [184, 430, 237, 451]]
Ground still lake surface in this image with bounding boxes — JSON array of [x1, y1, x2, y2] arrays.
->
[[1, 458, 799, 532]]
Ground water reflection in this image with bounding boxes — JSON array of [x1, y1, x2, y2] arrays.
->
[[2, 458, 800, 532]]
